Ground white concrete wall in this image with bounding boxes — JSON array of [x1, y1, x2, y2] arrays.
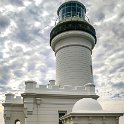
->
[[24, 81, 96, 96], [4, 105, 25, 124], [24, 97, 80, 124], [62, 114, 121, 124], [3, 94, 25, 124]]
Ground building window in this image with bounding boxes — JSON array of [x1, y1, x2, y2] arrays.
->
[[58, 111, 67, 124], [15, 120, 21, 124]]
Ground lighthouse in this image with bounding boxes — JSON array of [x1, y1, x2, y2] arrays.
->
[[50, 0, 97, 87], [2, 1, 123, 124]]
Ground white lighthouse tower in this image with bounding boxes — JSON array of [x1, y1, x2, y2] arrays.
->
[[50, 0, 96, 87]]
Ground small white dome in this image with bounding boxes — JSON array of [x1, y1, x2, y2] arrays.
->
[[72, 98, 103, 113]]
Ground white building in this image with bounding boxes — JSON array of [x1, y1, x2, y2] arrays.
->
[[2, 0, 123, 124]]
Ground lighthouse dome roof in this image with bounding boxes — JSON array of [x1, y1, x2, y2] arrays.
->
[[72, 98, 103, 113]]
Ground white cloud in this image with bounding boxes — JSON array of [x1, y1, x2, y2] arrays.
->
[[0, 15, 10, 31]]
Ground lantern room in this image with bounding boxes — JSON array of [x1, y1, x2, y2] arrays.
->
[[57, 0, 86, 21]]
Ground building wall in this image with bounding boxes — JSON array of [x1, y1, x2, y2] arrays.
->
[[4, 105, 25, 124], [24, 96, 80, 124], [63, 115, 120, 124]]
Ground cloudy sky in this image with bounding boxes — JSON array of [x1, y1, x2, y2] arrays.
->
[[0, 0, 124, 123]]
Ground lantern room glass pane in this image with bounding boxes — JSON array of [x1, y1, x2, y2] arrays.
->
[[66, 3, 71, 7], [77, 7, 80, 17], [66, 7, 71, 13], [62, 8, 65, 14], [71, 3, 76, 7], [62, 8, 66, 18], [72, 7, 76, 13]]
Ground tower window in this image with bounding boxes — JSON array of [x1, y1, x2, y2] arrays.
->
[[58, 111, 67, 124]]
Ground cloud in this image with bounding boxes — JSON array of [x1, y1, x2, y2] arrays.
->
[[113, 82, 124, 89], [2, 0, 24, 6], [0, 15, 10, 31], [88, 0, 124, 99]]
